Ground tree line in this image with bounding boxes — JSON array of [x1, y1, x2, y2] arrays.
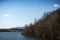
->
[[21, 8, 60, 40]]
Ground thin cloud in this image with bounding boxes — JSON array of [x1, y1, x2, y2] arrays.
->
[[53, 4, 60, 8], [3, 14, 10, 17]]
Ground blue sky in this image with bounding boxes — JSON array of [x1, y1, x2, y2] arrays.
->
[[0, 0, 60, 29]]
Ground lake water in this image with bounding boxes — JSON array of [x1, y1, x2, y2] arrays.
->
[[0, 32, 46, 40]]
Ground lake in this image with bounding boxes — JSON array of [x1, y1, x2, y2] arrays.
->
[[0, 32, 46, 40]]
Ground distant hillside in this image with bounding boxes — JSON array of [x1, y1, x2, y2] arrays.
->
[[22, 8, 60, 40], [10, 27, 25, 30], [0, 27, 24, 32]]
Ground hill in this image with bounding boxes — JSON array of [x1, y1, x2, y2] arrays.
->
[[0, 27, 24, 32], [22, 8, 60, 40]]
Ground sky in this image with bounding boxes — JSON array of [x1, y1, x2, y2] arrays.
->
[[0, 0, 60, 29]]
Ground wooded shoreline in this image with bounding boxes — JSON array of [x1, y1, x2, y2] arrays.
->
[[22, 8, 60, 40]]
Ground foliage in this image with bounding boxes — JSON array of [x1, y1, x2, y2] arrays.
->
[[22, 8, 60, 40]]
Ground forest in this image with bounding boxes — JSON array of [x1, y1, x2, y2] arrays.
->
[[21, 8, 60, 40]]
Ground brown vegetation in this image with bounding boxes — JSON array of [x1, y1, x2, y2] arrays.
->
[[22, 8, 60, 40]]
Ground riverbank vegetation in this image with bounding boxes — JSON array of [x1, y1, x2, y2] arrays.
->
[[22, 8, 60, 40]]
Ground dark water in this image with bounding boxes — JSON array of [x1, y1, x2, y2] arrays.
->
[[0, 32, 45, 40]]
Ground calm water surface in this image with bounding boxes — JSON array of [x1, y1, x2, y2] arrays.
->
[[0, 32, 46, 40]]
